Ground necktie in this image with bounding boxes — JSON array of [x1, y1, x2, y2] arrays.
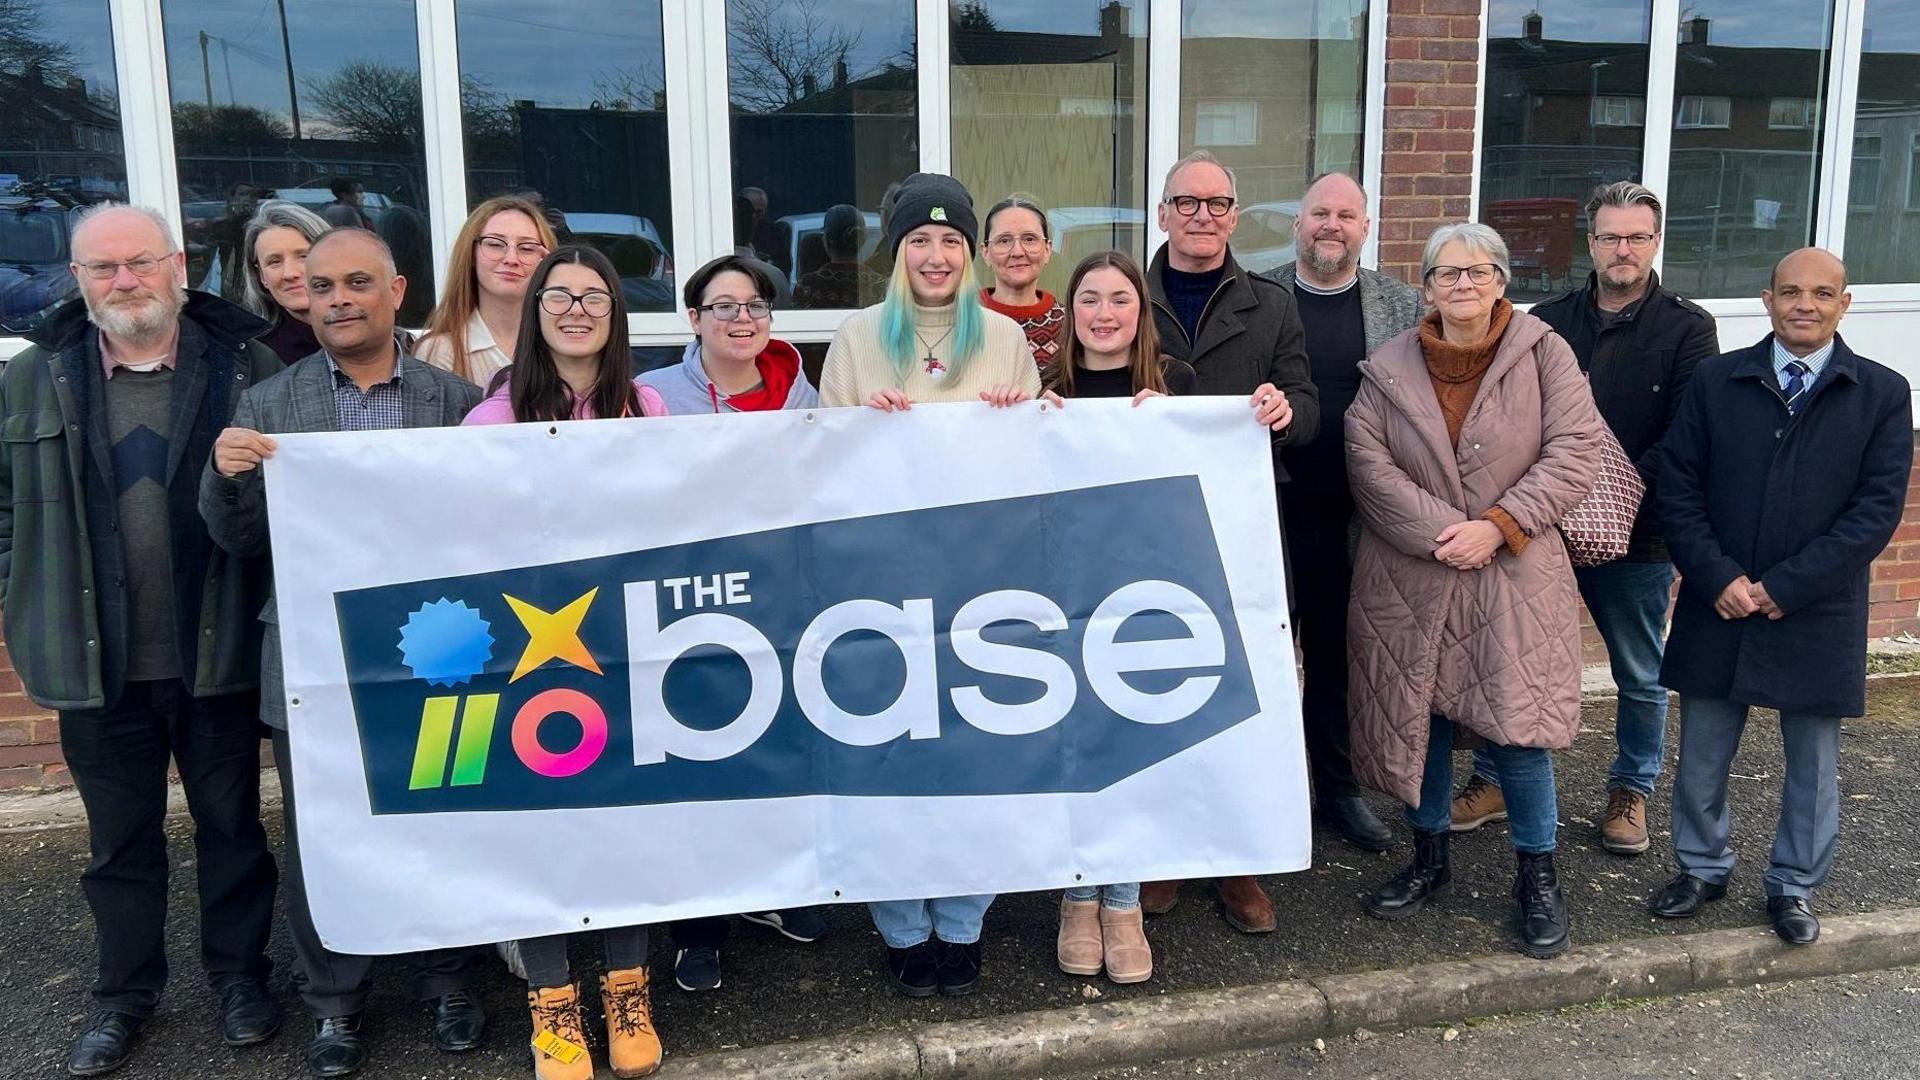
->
[[1782, 359, 1811, 415]]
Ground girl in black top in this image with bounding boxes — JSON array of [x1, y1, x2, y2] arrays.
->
[[1042, 251, 1196, 405]]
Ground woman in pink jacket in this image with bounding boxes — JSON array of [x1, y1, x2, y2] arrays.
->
[[1344, 222, 1603, 960]]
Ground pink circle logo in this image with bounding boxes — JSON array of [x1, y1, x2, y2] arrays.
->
[[511, 689, 608, 778]]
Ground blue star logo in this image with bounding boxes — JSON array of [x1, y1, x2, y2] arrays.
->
[[398, 599, 494, 687]]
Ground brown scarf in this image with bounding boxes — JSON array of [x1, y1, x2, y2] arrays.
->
[[1419, 297, 1514, 445]]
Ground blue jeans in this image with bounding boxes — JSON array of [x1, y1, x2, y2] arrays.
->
[[1474, 560, 1673, 797], [867, 895, 995, 948], [1411, 715, 1560, 853], [1064, 883, 1141, 910]]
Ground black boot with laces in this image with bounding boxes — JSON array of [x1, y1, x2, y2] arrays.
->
[[1365, 828, 1450, 920], [1513, 849, 1570, 958]]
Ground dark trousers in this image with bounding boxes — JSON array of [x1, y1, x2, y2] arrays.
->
[[1282, 502, 1361, 800], [58, 680, 277, 1016], [670, 916, 730, 950], [516, 927, 651, 990], [272, 728, 479, 1017]]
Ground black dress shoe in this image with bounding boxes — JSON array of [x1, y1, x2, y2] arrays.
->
[[218, 979, 282, 1046], [1318, 794, 1394, 853], [1649, 873, 1728, 919], [935, 939, 982, 997], [1768, 895, 1820, 945], [306, 1015, 364, 1079], [886, 941, 939, 998], [66, 1009, 144, 1077], [429, 989, 486, 1051]]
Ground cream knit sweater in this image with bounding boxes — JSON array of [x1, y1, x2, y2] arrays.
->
[[819, 299, 1041, 406]]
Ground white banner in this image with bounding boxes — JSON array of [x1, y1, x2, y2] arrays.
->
[[265, 398, 1309, 954]]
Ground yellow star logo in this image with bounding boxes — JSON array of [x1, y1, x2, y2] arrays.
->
[[503, 588, 605, 683]]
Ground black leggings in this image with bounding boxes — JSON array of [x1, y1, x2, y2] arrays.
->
[[515, 927, 650, 990]]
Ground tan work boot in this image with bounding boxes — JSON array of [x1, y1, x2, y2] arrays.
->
[[1216, 875, 1275, 933], [1100, 905, 1153, 984], [526, 983, 594, 1080], [1057, 897, 1104, 976], [1450, 774, 1508, 832], [600, 967, 663, 1078], [1601, 788, 1651, 855]]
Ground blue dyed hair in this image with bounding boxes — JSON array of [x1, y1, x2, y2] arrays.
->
[[878, 255, 986, 382]]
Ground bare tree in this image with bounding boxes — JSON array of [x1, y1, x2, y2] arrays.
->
[[727, 0, 864, 113], [589, 65, 666, 112], [306, 61, 512, 151], [0, 0, 78, 81]]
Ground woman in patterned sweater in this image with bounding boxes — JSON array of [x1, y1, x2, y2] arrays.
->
[[978, 194, 1068, 370]]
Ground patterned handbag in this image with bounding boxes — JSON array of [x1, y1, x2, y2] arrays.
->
[[1560, 425, 1645, 567]]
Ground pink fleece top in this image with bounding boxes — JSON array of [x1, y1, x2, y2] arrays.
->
[[462, 377, 669, 425]]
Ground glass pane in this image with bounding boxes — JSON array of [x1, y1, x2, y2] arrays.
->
[[161, 0, 434, 324], [727, 0, 917, 311], [1481, 0, 1652, 302], [1664, 6, 1830, 298], [0, 1, 125, 335], [951, 0, 1148, 297], [1181, 0, 1369, 276], [456, 0, 675, 313], [1843, 0, 1920, 284]]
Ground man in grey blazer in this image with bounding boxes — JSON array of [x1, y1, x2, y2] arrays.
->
[[199, 228, 485, 1079], [1263, 172, 1424, 856]]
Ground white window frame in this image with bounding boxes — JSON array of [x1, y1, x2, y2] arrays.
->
[[1767, 96, 1819, 129], [1674, 94, 1732, 129], [1850, 132, 1882, 208], [1192, 99, 1259, 146], [1590, 95, 1647, 128]]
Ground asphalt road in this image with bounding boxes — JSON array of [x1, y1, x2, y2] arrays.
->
[[1061, 965, 1920, 1079], [4, 679, 1919, 1078]]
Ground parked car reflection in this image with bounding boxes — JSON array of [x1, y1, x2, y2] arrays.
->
[[0, 194, 80, 335], [564, 211, 675, 311]]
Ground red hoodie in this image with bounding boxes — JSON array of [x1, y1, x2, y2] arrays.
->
[[709, 338, 803, 413]]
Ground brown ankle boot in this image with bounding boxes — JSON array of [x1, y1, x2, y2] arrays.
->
[[1057, 897, 1103, 975], [1100, 905, 1152, 984], [1140, 880, 1182, 915], [1216, 875, 1275, 933], [526, 984, 594, 1080], [1600, 788, 1650, 855], [600, 967, 663, 1078], [1450, 774, 1508, 832]]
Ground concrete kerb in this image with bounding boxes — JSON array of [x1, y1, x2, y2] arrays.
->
[[659, 908, 1920, 1079]]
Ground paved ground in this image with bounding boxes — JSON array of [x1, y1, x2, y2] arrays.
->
[[4, 677, 1919, 1078], [1062, 965, 1920, 1079]]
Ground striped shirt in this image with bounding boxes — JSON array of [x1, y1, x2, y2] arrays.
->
[[1771, 335, 1835, 394]]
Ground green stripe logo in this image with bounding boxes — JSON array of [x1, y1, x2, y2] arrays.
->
[[409, 694, 501, 790]]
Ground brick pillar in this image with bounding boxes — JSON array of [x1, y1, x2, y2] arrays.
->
[[1377, 0, 1480, 282], [1867, 433, 1920, 639], [0, 641, 65, 789]]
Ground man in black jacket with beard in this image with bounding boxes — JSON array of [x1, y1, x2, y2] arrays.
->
[[1451, 182, 1718, 858]]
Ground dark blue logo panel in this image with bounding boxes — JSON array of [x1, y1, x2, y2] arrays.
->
[[336, 476, 1260, 814]]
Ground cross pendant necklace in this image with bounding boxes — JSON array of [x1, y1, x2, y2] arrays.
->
[[915, 325, 956, 376]]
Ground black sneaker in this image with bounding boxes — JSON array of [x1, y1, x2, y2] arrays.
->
[[742, 906, 827, 943], [934, 940, 982, 997], [674, 945, 722, 992], [885, 941, 938, 998]]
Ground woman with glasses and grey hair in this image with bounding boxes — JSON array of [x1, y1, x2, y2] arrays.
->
[[237, 199, 330, 364], [978, 194, 1067, 368], [1344, 221, 1605, 959]]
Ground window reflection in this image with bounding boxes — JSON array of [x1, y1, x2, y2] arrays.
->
[[1844, 0, 1920, 285], [950, 0, 1149, 297], [161, 0, 434, 324], [456, 0, 675, 313], [0, 0, 124, 334], [1181, 0, 1368, 276], [728, 0, 916, 311], [1663, 6, 1830, 297], [1480, 1, 1652, 302]]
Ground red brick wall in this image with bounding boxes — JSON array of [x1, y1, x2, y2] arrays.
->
[[1868, 433, 1920, 639], [1377, 0, 1480, 283]]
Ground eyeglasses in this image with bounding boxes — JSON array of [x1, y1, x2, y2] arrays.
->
[[1426, 263, 1503, 287], [537, 288, 613, 317], [1165, 195, 1236, 218], [1591, 232, 1658, 251], [987, 233, 1047, 253], [476, 235, 549, 260], [74, 254, 172, 280], [696, 300, 772, 322]]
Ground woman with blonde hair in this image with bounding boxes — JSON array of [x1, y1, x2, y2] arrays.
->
[[236, 199, 330, 364], [417, 195, 558, 386]]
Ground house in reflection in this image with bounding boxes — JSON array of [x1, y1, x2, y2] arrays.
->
[[0, 66, 124, 202]]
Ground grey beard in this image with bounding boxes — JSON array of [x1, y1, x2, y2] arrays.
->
[[86, 284, 184, 345], [1303, 244, 1356, 278]]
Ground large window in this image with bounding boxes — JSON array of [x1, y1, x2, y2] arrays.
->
[[455, 1, 675, 313], [1663, 6, 1831, 297], [0, 1, 125, 335], [1180, 0, 1368, 276], [1479, 0, 1653, 302], [726, 0, 916, 311], [950, 0, 1149, 297], [161, 0, 435, 324], [1843, 0, 1920, 284]]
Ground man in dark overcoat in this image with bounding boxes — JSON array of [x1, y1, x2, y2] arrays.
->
[[1653, 247, 1912, 944]]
